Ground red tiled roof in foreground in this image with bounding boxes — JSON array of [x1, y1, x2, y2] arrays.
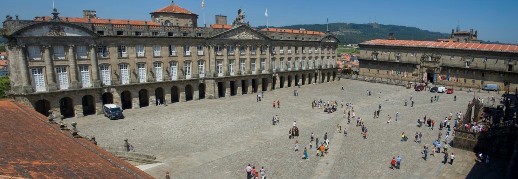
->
[[361, 39, 518, 53], [0, 100, 153, 179], [152, 4, 195, 14], [260, 28, 325, 35], [35, 16, 161, 26], [0, 60, 8, 66]]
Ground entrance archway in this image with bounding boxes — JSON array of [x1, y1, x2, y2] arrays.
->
[[262, 78, 268, 91], [171, 86, 179, 103], [82, 95, 96, 116], [288, 75, 292, 87], [230, 81, 237, 96], [34, 99, 51, 117], [185, 85, 193, 101], [139, 89, 149, 107], [155, 87, 164, 105], [272, 76, 277, 90], [102, 92, 113, 105], [302, 74, 306, 85], [295, 75, 299, 86], [327, 72, 331, 82], [280, 76, 285, 88], [332, 71, 337, 81], [252, 79, 257, 93], [198, 83, 206, 99], [241, 80, 248, 94], [121, 91, 132, 109], [218, 82, 225, 97], [59, 97, 74, 118]]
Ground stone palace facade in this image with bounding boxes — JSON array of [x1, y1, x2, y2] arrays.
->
[[1, 4, 339, 118]]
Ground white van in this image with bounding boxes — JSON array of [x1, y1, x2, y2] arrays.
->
[[437, 86, 446, 93]]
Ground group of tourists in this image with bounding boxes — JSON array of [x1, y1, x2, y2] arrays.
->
[[245, 164, 266, 179]]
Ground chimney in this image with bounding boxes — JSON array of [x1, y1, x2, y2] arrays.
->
[[83, 10, 97, 19], [388, 33, 395, 40], [215, 15, 227, 25]]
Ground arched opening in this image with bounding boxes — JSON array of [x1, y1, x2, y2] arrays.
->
[[121, 91, 132, 109], [315, 73, 318, 84], [241, 80, 248, 94], [185, 85, 193, 101], [295, 74, 299, 86], [139, 89, 149, 107], [102, 93, 113, 105], [155, 87, 164, 105], [82, 95, 96, 116], [34, 99, 51, 117], [280, 76, 285, 88], [230, 81, 237, 96], [321, 73, 325, 83], [302, 74, 306, 85], [327, 72, 331, 82], [252, 79, 257, 93], [272, 76, 277, 90], [308, 74, 313, 84], [218, 82, 225, 97], [171, 86, 179, 103], [333, 71, 337, 81], [59, 97, 75, 118], [288, 75, 292, 87], [198, 83, 206, 99], [262, 78, 268, 91]]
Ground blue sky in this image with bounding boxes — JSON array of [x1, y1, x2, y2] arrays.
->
[[2, 0, 517, 44]]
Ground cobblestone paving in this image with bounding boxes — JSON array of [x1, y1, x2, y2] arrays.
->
[[68, 79, 498, 179]]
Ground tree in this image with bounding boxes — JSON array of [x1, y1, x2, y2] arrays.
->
[[0, 44, 5, 52], [0, 76, 10, 98]]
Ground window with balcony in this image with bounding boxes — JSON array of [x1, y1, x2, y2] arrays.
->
[[240, 59, 246, 74], [100, 65, 111, 86], [153, 45, 161, 57], [279, 47, 284, 54], [184, 45, 191, 56], [154, 62, 163, 82], [251, 60, 256, 74], [271, 58, 276, 72], [136, 45, 145, 57], [76, 46, 88, 59], [53, 46, 66, 60], [97, 46, 109, 58], [118, 45, 128, 58], [138, 63, 146, 83], [198, 60, 205, 78], [28, 46, 42, 60], [240, 46, 246, 55], [288, 47, 292, 54], [184, 61, 191, 79], [170, 62, 178, 80], [56, 66, 69, 90], [228, 46, 235, 55], [31, 68, 46, 92], [260, 59, 266, 71], [120, 64, 130, 84], [79, 65, 91, 88], [251, 46, 256, 55], [229, 60, 235, 76], [280, 59, 284, 70], [169, 45, 177, 56], [217, 60, 223, 77], [197, 45, 204, 55]]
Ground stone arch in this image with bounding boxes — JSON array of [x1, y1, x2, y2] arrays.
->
[[185, 85, 193, 101], [280, 76, 285, 88], [295, 74, 300, 86], [288, 75, 292, 87], [327, 72, 331, 82], [262, 78, 268, 91], [139, 89, 149, 107], [102, 92, 113, 105], [217, 82, 225, 97], [230, 81, 237, 96], [155, 87, 165, 105], [59, 97, 75, 118], [34, 99, 51, 117], [302, 74, 306, 85], [121, 91, 132, 109], [171, 86, 179, 103], [82, 95, 96, 116], [198, 83, 206, 99]]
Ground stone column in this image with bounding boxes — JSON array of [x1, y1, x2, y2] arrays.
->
[[17, 46, 31, 92], [223, 46, 228, 76], [225, 81, 231, 97], [245, 46, 251, 74], [247, 78, 253, 93], [68, 46, 79, 89], [43, 46, 57, 91], [236, 80, 242, 95], [265, 45, 271, 74], [208, 46, 215, 77], [179, 85, 186, 102], [205, 79, 216, 99], [89, 45, 100, 87], [274, 75, 280, 89]]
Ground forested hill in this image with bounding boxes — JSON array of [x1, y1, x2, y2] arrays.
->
[[268, 23, 451, 44]]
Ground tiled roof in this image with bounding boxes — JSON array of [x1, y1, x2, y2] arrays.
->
[[361, 39, 518, 53], [0, 60, 8, 66], [0, 52, 6, 55], [35, 16, 161, 26], [260, 28, 325, 35], [0, 100, 154, 179], [152, 4, 195, 14], [210, 24, 232, 29]]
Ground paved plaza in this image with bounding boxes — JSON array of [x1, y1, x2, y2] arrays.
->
[[69, 79, 501, 178]]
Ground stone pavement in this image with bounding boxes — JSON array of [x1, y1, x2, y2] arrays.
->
[[68, 79, 500, 178]]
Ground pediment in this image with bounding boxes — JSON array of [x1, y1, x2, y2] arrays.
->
[[212, 25, 268, 40], [18, 23, 94, 37], [321, 35, 339, 43]]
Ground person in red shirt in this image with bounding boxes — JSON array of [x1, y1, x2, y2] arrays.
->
[[390, 157, 396, 169], [251, 166, 257, 179]]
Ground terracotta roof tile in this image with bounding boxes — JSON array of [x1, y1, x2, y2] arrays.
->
[[0, 100, 154, 179], [0, 60, 7, 66], [152, 4, 195, 14], [361, 39, 518, 53], [210, 24, 232, 29], [260, 28, 325, 35], [35, 16, 161, 26]]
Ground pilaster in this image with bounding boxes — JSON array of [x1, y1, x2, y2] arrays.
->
[[43, 46, 57, 91], [68, 45, 79, 89], [89, 45, 101, 87]]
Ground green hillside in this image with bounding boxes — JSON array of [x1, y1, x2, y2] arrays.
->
[[276, 23, 451, 44]]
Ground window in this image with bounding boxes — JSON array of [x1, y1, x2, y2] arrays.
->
[[465, 61, 471, 68], [153, 45, 161, 57], [184, 61, 191, 79], [280, 58, 284, 70], [271, 46, 276, 54], [97, 31, 105, 35], [216, 46, 222, 55], [302, 47, 306, 54], [138, 63, 147, 83], [271, 58, 276, 72], [136, 45, 145, 57], [168, 32, 174, 37], [396, 53, 401, 62], [184, 45, 191, 56], [509, 64, 514, 72], [288, 46, 292, 54], [120, 64, 130, 85], [56, 67, 69, 90], [450, 55, 455, 60], [97, 46, 109, 58], [240, 46, 245, 55], [287, 59, 291, 70], [135, 31, 142, 36], [170, 62, 178, 80], [309, 47, 313, 54], [229, 60, 235, 76], [28, 46, 41, 60], [31, 68, 45, 92], [251, 59, 256, 74], [260, 46, 266, 54], [240, 59, 246, 74], [198, 60, 205, 78], [197, 33, 202, 37], [118, 45, 128, 58], [152, 31, 159, 36], [116, 31, 124, 36], [182, 32, 188, 37], [302, 59, 306, 69], [154, 63, 163, 82], [169, 45, 177, 56], [295, 47, 299, 54], [100, 65, 111, 86], [260, 59, 266, 71], [78, 65, 91, 88], [76, 46, 88, 59], [228, 46, 234, 55], [197, 45, 204, 55], [279, 47, 284, 54], [251, 46, 256, 55], [217, 60, 223, 77], [53, 46, 65, 60]]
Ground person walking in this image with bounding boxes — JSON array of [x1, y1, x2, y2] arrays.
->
[[401, 132, 406, 141], [302, 147, 308, 159], [315, 138, 319, 148], [396, 156, 402, 169], [246, 164, 252, 179], [411, 100, 414, 107], [396, 112, 400, 121], [277, 100, 280, 108], [450, 153, 455, 165], [418, 132, 423, 143], [443, 152, 449, 164], [260, 166, 266, 179], [294, 140, 299, 151], [390, 157, 396, 169]]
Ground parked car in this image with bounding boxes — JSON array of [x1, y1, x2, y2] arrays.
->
[[437, 86, 446, 93], [430, 87, 438, 93], [447, 88, 454, 94], [415, 83, 425, 91], [482, 84, 499, 91], [103, 104, 124, 120]]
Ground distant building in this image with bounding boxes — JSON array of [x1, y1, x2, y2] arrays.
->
[[0, 52, 8, 76], [437, 28, 479, 43]]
